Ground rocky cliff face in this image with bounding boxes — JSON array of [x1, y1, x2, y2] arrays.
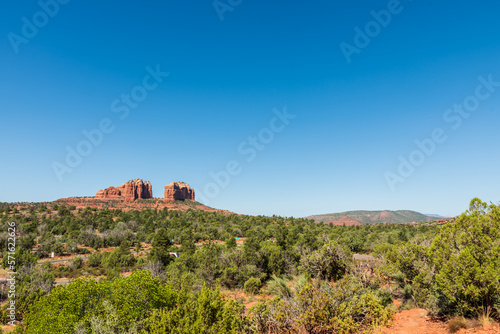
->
[[95, 187, 121, 199], [119, 179, 153, 202], [164, 181, 195, 201], [95, 179, 153, 202]]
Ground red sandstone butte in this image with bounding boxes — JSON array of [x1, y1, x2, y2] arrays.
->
[[164, 181, 195, 201], [95, 179, 153, 202], [95, 187, 121, 199]]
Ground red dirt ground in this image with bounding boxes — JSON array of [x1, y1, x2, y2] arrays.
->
[[382, 309, 500, 334]]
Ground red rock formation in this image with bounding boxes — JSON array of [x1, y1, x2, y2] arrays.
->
[[164, 182, 195, 201], [95, 179, 152, 202], [327, 216, 362, 226], [118, 179, 153, 202], [95, 187, 121, 199]]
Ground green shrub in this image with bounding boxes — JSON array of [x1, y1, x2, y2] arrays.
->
[[244, 277, 262, 295], [382, 198, 500, 317], [70, 257, 83, 270], [428, 198, 500, 316], [300, 241, 351, 281], [1, 248, 37, 271], [21, 270, 176, 333], [226, 237, 237, 249], [297, 278, 395, 333], [250, 276, 395, 334], [86, 252, 102, 267], [267, 275, 292, 299], [145, 285, 246, 334], [103, 247, 136, 270]]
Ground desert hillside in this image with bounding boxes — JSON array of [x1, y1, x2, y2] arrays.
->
[[307, 209, 443, 225]]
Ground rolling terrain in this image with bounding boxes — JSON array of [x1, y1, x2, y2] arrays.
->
[[307, 210, 443, 225]]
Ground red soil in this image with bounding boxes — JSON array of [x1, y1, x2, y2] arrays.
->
[[382, 309, 500, 334], [327, 216, 362, 226]]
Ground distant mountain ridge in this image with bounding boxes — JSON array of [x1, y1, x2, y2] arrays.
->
[[306, 210, 439, 225], [425, 214, 445, 218]]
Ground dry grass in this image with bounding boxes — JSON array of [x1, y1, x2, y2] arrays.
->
[[477, 306, 494, 327], [466, 318, 482, 329], [446, 312, 491, 333], [447, 316, 468, 333]]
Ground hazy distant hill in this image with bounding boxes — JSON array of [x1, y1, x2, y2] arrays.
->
[[425, 214, 445, 218], [306, 210, 438, 225]]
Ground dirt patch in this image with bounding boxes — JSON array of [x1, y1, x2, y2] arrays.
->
[[1, 324, 16, 333], [382, 309, 500, 334], [221, 288, 271, 310], [353, 254, 376, 261]]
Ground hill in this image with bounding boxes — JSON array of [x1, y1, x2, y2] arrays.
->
[[306, 210, 439, 225], [53, 179, 233, 214], [55, 196, 233, 214]]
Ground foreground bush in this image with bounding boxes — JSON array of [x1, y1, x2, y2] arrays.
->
[[428, 198, 500, 316], [146, 285, 246, 334], [248, 277, 395, 334], [21, 270, 175, 333], [381, 198, 500, 317], [19, 270, 246, 334]]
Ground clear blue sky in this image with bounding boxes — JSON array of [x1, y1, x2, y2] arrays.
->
[[1, 0, 500, 217]]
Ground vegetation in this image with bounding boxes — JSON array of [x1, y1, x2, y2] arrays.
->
[[378, 198, 500, 317], [0, 198, 498, 332]]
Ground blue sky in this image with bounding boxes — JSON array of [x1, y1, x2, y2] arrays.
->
[[1, 0, 500, 217]]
